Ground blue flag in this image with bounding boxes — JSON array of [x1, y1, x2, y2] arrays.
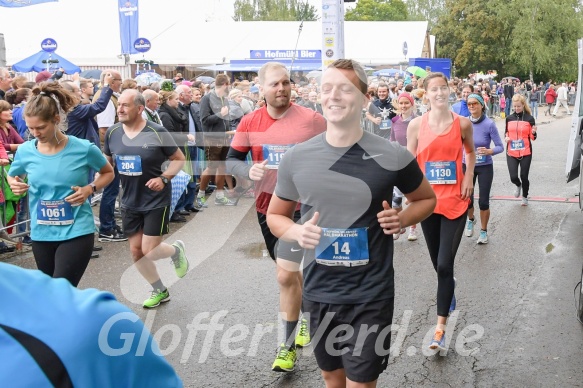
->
[[118, 0, 139, 55], [0, 0, 57, 7]]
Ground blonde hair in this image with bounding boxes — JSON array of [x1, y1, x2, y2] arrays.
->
[[258, 62, 289, 85], [159, 90, 177, 105], [512, 94, 531, 115], [229, 89, 242, 99]]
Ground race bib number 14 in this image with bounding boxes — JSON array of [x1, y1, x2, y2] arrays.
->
[[315, 227, 369, 267]]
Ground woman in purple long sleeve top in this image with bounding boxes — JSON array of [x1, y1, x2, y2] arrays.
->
[[390, 92, 419, 241], [463, 93, 504, 244]]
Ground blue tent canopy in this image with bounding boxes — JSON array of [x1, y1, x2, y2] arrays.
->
[[11, 50, 81, 74], [373, 68, 404, 77], [200, 59, 372, 73], [200, 59, 324, 72]]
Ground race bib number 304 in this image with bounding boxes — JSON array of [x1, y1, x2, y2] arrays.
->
[[263, 144, 293, 170], [116, 155, 143, 176], [425, 161, 457, 184], [37, 200, 74, 225], [315, 227, 369, 267]]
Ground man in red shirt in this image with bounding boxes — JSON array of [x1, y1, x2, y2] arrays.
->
[[227, 62, 326, 372]]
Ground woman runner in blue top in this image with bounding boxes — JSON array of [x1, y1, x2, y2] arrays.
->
[[8, 82, 114, 286], [463, 93, 504, 244]]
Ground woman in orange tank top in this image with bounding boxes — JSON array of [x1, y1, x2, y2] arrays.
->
[[407, 73, 476, 352]]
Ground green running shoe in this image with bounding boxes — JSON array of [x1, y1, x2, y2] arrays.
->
[[295, 318, 311, 347], [271, 343, 297, 372], [171, 240, 189, 278], [143, 288, 170, 308], [196, 196, 208, 208], [214, 196, 237, 206]]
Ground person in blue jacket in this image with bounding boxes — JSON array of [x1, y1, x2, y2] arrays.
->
[[451, 83, 473, 117], [463, 93, 504, 244], [0, 262, 182, 387], [61, 73, 114, 145], [7, 82, 114, 286]]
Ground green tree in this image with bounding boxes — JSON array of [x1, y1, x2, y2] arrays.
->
[[233, 0, 319, 21], [434, 0, 583, 80], [406, 0, 445, 30], [503, 0, 583, 81], [345, 0, 408, 21], [433, 0, 506, 77]]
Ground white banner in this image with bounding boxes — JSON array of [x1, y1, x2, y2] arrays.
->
[[321, 0, 345, 68]]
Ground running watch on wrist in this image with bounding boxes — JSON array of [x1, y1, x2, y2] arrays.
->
[[159, 176, 169, 185], [90, 183, 97, 193]]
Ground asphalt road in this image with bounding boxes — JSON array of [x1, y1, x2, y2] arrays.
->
[[8, 113, 583, 387]]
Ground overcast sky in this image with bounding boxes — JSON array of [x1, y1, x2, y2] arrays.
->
[[1, 0, 354, 63]]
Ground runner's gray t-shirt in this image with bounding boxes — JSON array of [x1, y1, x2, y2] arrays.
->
[[275, 131, 424, 304], [104, 122, 178, 211]]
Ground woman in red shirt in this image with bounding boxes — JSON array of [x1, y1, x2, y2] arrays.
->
[[407, 72, 476, 351], [505, 94, 537, 206], [544, 85, 557, 116]]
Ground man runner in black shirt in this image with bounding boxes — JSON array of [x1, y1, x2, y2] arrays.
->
[[267, 59, 435, 387], [104, 89, 189, 308]]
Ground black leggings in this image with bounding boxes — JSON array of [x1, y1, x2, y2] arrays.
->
[[506, 154, 532, 198], [420, 213, 466, 317], [32, 233, 94, 287], [464, 164, 494, 211]]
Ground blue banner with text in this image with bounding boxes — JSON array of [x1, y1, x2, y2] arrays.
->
[[118, 0, 139, 54], [0, 0, 57, 7]]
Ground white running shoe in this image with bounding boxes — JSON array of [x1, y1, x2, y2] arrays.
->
[[477, 230, 488, 244], [408, 226, 418, 241], [393, 228, 406, 240], [464, 219, 474, 237]]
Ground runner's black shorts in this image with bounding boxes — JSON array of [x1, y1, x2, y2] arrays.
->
[[303, 298, 395, 383], [121, 206, 170, 237], [257, 210, 303, 262]]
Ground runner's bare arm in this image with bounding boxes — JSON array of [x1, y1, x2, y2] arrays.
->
[[161, 148, 186, 179], [406, 116, 421, 155], [66, 162, 114, 206], [145, 148, 185, 192], [460, 117, 475, 200], [267, 195, 322, 249], [399, 177, 436, 228]]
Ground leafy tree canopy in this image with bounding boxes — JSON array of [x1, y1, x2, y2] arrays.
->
[[433, 0, 583, 81], [345, 0, 408, 21], [233, 0, 318, 21]]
